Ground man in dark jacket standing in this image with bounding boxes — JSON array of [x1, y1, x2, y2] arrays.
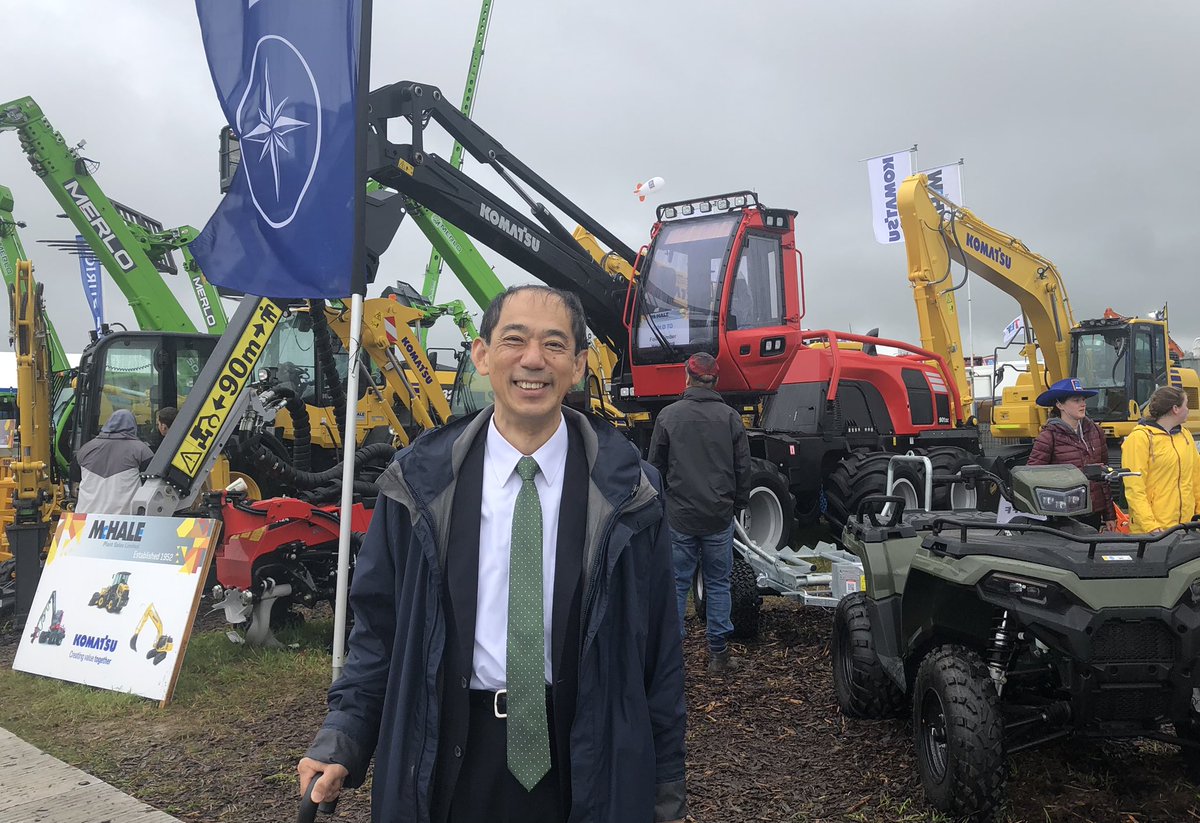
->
[[299, 285, 687, 823], [648, 353, 751, 673]]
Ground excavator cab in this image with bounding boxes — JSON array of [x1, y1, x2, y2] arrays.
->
[[68, 331, 218, 463], [1071, 318, 1170, 423], [627, 192, 802, 404]]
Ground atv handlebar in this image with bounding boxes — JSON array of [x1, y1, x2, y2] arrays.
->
[[298, 773, 338, 823], [856, 495, 907, 528]]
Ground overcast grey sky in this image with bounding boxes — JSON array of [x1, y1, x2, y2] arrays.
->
[[2, 1, 1198, 360]]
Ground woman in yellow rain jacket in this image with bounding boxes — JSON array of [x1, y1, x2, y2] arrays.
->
[[1122, 386, 1200, 533]]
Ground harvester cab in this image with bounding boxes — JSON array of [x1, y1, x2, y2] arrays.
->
[[621, 192, 802, 405], [834, 456, 1200, 818]]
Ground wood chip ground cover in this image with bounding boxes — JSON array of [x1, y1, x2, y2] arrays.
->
[[3, 601, 1200, 821]]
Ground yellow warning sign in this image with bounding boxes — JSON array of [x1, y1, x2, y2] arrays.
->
[[170, 299, 282, 479]]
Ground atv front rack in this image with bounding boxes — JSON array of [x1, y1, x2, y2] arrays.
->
[[929, 517, 1200, 560]]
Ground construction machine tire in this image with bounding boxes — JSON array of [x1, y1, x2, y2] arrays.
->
[[739, 458, 794, 553], [922, 446, 980, 511], [88, 592, 100, 607], [105, 598, 119, 614], [823, 451, 920, 533], [692, 554, 761, 640], [832, 592, 905, 719], [912, 645, 1006, 819]]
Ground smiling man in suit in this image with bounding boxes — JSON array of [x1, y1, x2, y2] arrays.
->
[[300, 284, 687, 823]]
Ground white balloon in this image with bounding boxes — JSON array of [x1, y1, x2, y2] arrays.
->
[[633, 176, 666, 201]]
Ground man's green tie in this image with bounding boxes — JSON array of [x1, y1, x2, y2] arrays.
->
[[507, 455, 551, 790]]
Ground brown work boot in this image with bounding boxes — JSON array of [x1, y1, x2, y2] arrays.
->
[[707, 648, 741, 674]]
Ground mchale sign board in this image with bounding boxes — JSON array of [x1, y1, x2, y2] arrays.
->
[[14, 512, 219, 705]]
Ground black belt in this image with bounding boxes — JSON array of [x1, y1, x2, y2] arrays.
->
[[469, 686, 554, 719]]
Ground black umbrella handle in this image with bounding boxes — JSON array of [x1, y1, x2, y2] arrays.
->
[[298, 772, 339, 823]]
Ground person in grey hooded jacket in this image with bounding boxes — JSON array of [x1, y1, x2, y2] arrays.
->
[[74, 409, 153, 514]]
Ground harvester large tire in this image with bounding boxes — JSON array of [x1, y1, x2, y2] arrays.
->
[[923, 446, 980, 511], [913, 645, 1006, 819], [739, 458, 794, 553], [823, 451, 917, 533], [692, 554, 761, 640], [832, 592, 905, 719]]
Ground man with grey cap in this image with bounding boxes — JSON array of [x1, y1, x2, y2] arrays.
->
[[648, 353, 751, 673], [74, 409, 153, 514]]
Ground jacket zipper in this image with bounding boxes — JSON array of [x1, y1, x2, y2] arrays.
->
[[407, 485, 443, 817], [579, 483, 640, 656]]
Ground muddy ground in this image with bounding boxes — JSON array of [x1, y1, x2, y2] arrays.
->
[[4, 597, 1200, 822]]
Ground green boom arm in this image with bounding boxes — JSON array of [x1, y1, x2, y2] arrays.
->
[[0, 96, 226, 334]]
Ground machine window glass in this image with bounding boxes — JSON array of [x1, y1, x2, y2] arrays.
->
[[1074, 329, 1131, 421], [98, 341, 160, 441], [1132, 327, 1166, 408], [727, 233, 784, 331], [634, 214, 739, 361]]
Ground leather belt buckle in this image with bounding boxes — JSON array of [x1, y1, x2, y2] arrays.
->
[[493, 688, 508, 718]]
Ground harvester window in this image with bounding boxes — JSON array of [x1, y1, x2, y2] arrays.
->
[[728, 233, 784, 331], [634, 214, 739, 360]]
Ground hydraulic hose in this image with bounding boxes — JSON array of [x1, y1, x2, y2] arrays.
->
[[278, 390, 312, 471], [308, 299, 349, 448], [249, 441, 396, 491]]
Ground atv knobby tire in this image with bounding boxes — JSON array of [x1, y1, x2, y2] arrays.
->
[[832, 592, 905, 718], [913, 644, 1006, 819], [692, 554, 761, 640]]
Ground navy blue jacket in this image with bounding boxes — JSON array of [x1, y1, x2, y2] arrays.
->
[[306, 407, 688, 822]]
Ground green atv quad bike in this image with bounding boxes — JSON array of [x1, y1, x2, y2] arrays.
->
[[832, 461, 1200, 819]]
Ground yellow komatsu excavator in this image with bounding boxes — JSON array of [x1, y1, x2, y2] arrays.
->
[[898, 173, 1200, 446], [130, 602, 173, 665], [0, 259, 62, 562]]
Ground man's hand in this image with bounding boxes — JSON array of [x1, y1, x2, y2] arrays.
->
[[298, 757, 349, 804], [1103, 519, 1117, 532]]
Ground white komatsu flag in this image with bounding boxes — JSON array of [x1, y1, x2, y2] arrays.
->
[[866, 148, 914, 244], [922, 162, 964, 215]]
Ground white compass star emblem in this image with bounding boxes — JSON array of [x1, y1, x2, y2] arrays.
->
[[241, 58, 310, 201]]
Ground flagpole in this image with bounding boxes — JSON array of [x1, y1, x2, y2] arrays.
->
[[332, 292, 363, 680], [333, 0, 372, 683]]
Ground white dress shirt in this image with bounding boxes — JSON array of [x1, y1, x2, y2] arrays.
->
[[470, 413, 568, 690]]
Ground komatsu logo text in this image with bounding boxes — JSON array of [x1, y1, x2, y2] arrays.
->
[[965, 233, 1012, 269], [479, 204, 540, 252], [880, 156, 901, 242], [400, 336, 435, 385], [64, 179, 136, 271]]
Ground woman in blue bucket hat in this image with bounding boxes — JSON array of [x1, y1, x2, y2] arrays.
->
[[1027, 378, 1116, 530]]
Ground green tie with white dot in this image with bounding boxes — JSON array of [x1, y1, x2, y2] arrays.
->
[[507, 455, 551, 790]]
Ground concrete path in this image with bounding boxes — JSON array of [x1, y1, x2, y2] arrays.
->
[[0, 726, 182, 823]]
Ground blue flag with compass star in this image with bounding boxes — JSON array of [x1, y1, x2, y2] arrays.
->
[[191, 0, 365, 298]]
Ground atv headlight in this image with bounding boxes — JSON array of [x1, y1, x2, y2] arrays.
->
[[1033, 485, 1089, 515], [980, 572, 1067, 608]]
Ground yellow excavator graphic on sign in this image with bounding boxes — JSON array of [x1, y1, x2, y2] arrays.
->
[[129, 603, 173, 665]]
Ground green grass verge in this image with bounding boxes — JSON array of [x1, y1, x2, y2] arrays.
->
[[0, 619, 336, 773]]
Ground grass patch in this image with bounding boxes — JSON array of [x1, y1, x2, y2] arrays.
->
[[0, 618, 337, 779]]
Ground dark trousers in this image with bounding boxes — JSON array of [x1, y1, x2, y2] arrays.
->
[[448, 689, 565, 823]]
